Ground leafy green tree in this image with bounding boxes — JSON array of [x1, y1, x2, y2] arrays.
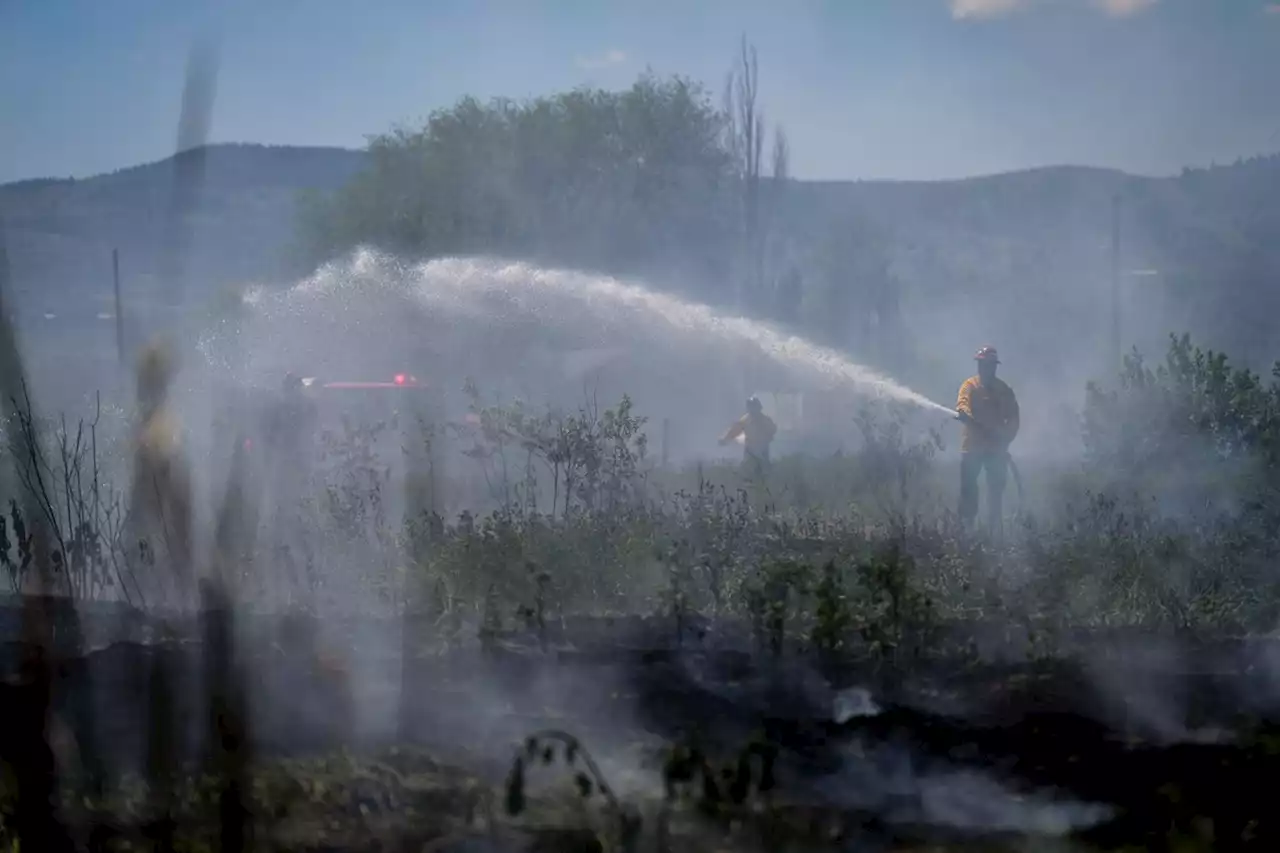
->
[[1082, 333, 1280, 514], [299, 75, 738, 301]]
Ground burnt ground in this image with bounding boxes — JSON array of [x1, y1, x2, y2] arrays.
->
[[1, 602, 1278, 850]]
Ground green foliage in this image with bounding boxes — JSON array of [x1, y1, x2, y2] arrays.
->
[[382, 362, 1280, 650], [851, 542, 938, 664], [852, 402, 944, 518], [5, 332, 1280, 641], [301, 76, 737, 292], [451, 384, 650, 519], [809, 560, 851, 659], [1083, 333, 1280, 516]]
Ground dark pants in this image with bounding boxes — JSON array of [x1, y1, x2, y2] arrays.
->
[[742, 448, 770, 480], [959, 451, 1007, 532]]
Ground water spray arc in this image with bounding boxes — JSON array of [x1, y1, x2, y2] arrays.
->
[[246, 250, 958, 422]]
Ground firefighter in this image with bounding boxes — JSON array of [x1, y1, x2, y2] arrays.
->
[[127, 339, 194, 608], [260, 372, 319, 593], [955, 345, 1020, 533], [269, 372, 317, 458], [719, 395, 778, 475], [267, 374, 317, 502]]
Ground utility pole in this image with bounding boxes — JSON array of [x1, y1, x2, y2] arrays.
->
[[1110, 194, 1121, 369], [113, 248, 125, 368]]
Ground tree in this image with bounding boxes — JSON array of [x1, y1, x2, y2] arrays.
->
[[1082, 333, 1280, 516], [299, 75, 737, 302], [771, 127, 790, 183], [727, 34, 793, 317], [764, 127, 797, 325], [723, 36, 763, 315], [722, 35, 791, 318]]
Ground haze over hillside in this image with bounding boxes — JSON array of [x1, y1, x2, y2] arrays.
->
[[0, 144, 365, 320], [2, 141, 1279, 413]]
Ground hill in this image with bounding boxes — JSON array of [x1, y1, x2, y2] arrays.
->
[[2, 143, 1278, 386], [779, 156, 1280, 389], [0, 143, 366, 320]]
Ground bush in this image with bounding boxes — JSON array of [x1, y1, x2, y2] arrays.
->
[[3, 332, 1280, 648], [1083, 333, 1280, 516]]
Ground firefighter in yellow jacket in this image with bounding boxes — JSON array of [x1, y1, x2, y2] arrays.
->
[[955, 346, 1019, 532], [127, 339, 194, 607], [719, 396, 777, 475]]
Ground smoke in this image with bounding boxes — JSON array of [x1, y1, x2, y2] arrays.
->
[[631, 654, 1115, 841], [832, 743, 1114, 836], [195, 248, 957, 475]]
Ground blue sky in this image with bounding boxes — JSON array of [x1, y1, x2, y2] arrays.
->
[[2, 0, 1278, 184]]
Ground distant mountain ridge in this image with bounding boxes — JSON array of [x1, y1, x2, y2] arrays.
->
[[1, 142, 1278, 373], [0, 144, 366, 318]]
